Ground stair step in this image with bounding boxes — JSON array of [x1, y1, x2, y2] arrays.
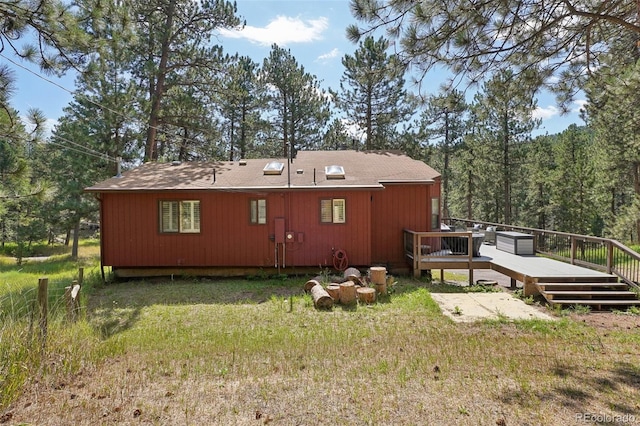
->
[[537, 276, 619, 284], [537, 282, 628, 289], [547, 299, 640, 306], [541, 290, 638, 300]]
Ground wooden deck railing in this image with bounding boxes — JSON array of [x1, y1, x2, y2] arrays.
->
[[403, 229, 484, 283], [445, 218, 640, 291]]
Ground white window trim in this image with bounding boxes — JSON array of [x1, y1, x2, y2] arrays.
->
[[321, 198, 346, 224], [250, 199, 267, 224], [160, 200, 201, 234]]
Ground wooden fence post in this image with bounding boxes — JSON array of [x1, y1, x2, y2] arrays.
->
[[37, 277, 48, 347], [78, 267, 84, 286]]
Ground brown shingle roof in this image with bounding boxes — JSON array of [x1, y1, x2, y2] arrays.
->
[[85, 150, 441, 192]]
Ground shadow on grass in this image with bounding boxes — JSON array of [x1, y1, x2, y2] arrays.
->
[[84, 275, 439, 338], [500, 360, 640, 417]]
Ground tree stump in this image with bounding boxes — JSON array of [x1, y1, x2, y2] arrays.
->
[[339, 281, 357, 305], [357, 287, 376, 304], [374, 282, 387, 295], [370, 267, 387, 295], [343, 267, 361, 283], [370, 266, 386, 284], [310, 284, 333, 310], [304, 279, 321, 293], [326, 284, 341, 301]]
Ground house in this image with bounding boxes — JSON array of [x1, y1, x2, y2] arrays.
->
[[85, 150, 441, 277]]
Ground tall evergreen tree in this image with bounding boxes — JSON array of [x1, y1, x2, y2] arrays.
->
[[334, 36, 412, 150], [348, 0, 640, 109], [419, 89, 467, 218], [0, 106, 49, 255], [521, 133, 555, 230], [469, 70, 539, 224], [586, 61, 640, 242], [321, 118, 354, 150], [127, 0, 241, 161], [261, 44, 330, 157], [547, 125, 596, 235], [217, 55, 264, 160]]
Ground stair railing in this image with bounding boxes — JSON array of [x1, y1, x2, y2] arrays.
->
[[445, 218, 640, 291]]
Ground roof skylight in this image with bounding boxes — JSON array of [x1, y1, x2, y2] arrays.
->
[[263, 161, 285, 175], [325, 165, 345, 179]]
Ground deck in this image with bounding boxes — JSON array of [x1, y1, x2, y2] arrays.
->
[[404, 230, 617, 296], [474, 245, 617, 295]]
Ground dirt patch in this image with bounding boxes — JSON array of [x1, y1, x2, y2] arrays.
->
[[571, 312, 640, 330]]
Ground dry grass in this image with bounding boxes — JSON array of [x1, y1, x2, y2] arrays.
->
[[2, 276, 640, 425]]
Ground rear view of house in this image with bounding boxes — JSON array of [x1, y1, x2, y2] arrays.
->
[[85, 150, 441, 277]]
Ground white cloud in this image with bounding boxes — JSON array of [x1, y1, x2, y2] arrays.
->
[[316, 48, 340, 62], [219, 15, 329, 46], [340, 118, 365, 141], [532, 105, 560, 120], [572, 99, 587, 113]]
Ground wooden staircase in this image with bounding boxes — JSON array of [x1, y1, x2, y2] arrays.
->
[[536, 277, 640, 310]]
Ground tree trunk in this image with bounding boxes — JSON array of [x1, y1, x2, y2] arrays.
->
[[326, 284, 340, 301], [304, 279, 321, 293], [356, 287, 376, 304], [144, 0, 176, 162], [634, 161, 640, 242], [502, 111, 511, 224], [71, 219, 80, 260], [310, 284, 333, 309], [339, 281, 357, 305]]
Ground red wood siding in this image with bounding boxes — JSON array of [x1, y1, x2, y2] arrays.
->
[[279, 191, 371, 268], [100, 190, 371, 269], [370, 183, 438, 268]]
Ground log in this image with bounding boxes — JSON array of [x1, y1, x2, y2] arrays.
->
[[326, 284, 341, 301], [370, 266, 386, 285], [304, 279, 321, 293], [374, 281, 387, 295], [310, 284, 333, 310], [339, 281, 357, 305], [343, 267, 361, 283], [357, 287, 376, 304]]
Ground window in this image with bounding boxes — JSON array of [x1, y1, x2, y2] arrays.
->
[[160, 200, 200, 233], [250, 199, 267, 224], [320, 198, 346, 223], [431, 197, 440, 230]]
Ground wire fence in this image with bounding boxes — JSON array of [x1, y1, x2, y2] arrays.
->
[[0, 269, 85, 407]]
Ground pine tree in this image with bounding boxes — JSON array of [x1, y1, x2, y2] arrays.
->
[[348, 0, 640, 109], [468, 70, 540, 224], [419, 89, 467, 218], [261, 44, 330, 158], [126, 0, 241, 161], [586, 61, 640, 241], [217, 56, 264, 160], [333, 36, 413, 150]]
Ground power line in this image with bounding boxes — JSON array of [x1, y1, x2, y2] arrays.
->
[[48, 133, 117, 162], [0, 52, 221, 156]]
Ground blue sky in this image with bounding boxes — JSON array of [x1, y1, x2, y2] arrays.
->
[[4, 0, 585, 136]]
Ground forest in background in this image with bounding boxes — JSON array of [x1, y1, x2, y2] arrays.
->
[[1, 0, 640, 257]]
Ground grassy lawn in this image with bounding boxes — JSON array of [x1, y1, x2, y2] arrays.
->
[[1, 248, 639, 425]]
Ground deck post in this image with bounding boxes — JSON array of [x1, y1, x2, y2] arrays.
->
[[413, 232, 420, 278], [467, 232, 473, 286]]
